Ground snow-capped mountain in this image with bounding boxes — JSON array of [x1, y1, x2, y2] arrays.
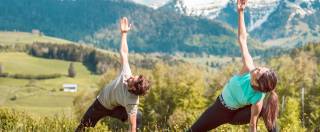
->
[[130, 0, 282, 31], [246, 0, 280, 31], [173, 0, 285, 32], [250, 0, 320, 46], [174, 0, 230, 19], [130, 0, 320, 46], [171, 0, 320, 46], [128, 0, 171, 9]]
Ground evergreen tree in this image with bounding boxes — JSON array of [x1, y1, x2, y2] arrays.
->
[[68, 62, 76, 78], [279, 97, 305, 131], [0, 63, 3, 74]]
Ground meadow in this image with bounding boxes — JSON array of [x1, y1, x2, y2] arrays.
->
[[0, 32, 72, 46], [0, 52, 100, 117]]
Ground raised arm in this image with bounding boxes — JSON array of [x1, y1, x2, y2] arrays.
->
[[237, 0, 255, 74], [129, 113, 137, 132], [119, 17, 131, 66]]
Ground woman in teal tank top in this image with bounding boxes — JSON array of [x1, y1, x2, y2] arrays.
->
[[189, 0, 279, 132]]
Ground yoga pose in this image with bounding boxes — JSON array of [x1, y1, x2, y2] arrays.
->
[[76, 17, 151, 132], [189, 0, 278, 131]]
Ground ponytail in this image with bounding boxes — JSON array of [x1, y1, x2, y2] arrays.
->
[[262, 90, 279, 131]]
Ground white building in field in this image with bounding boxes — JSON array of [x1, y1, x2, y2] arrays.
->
[[63, 84, 77, 92]]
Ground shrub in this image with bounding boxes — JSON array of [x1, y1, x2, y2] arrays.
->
[[0, 108, 109, 131], [9, 73, 62, 80], [0, 73, 9, 77], [0, 63, 3, 74], [9, 95, 17, 101], [68, 62, 76, 78]]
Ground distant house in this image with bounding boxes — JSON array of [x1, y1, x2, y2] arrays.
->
[[63, 84, 77, 92], [32, 29, 40, 36]]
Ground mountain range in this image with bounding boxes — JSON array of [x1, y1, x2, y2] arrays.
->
[[0, 0, 263, 56], [132, 0, 320, 47], [0, 0, 318, 56]]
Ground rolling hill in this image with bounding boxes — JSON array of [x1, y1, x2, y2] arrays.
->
[[0, 52, 100, 116]]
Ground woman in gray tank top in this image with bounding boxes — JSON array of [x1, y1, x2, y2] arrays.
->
[[76, 17, 151, 132]]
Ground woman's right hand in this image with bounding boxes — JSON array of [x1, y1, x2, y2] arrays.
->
[[237, 0, 247, 12], [120, 17, 131, 34]]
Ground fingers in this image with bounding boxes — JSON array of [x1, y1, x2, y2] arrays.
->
[[123, 17, 127, 25], [123, 17, 128, 26], [237, 0, 240, 4], [120, 17, 124, 27], [237, 0, 242, 9], [237, 0, 247, 11], [120, 17, 130, 27], [242, 0, 247, 6], [119, 17, 131, 32], [237, 0, 247, 5], [129, 23, 132, 30]]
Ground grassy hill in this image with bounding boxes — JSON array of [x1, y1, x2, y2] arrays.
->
[[0, 32, 72, 45], [0, 52, 100, 117]]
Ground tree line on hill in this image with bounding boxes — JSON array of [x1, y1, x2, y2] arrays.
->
[[28, 43, 119, 74], [0, 41, 186, 78], [0, 42, 174, 74], [27, 42, 177, 74]]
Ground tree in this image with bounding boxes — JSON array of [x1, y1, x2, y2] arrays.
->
[[68, 62, 76, 78], [0, 63, 3, 74], [142, 63, 208, 129], [279, 97, 305, 131]]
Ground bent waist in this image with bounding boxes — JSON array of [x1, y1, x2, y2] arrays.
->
[[219, 94, 240, 110]]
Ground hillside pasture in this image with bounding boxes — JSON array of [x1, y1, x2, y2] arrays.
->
[[0, 52, 100, 117], [0, 32, 72, 46]]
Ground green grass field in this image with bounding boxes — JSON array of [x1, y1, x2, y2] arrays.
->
[[0, 32, 236, 118], [0, 31, 73, 45], [0, 52, 100, 117]]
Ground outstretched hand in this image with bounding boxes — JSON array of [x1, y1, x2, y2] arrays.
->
[[237, 0, 247, 11], [120, 17, 132, 34]]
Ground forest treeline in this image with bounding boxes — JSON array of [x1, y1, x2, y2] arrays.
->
[[0, 42, 169, 74]]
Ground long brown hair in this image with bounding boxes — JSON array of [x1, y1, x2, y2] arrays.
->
[[256, 70, 278, 131]]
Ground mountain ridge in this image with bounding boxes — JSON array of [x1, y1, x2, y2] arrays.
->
[[0, 0, 264, 56], [168, 0, 320, 45], [132, 0, 320, 46]]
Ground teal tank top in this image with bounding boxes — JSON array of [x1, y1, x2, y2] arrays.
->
[[221, 72, 265, 109]]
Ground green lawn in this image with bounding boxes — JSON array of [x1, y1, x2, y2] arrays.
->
[[0, 31, 73, 45], [1, 52, 81, 75], [0, 52, 100, 117]]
